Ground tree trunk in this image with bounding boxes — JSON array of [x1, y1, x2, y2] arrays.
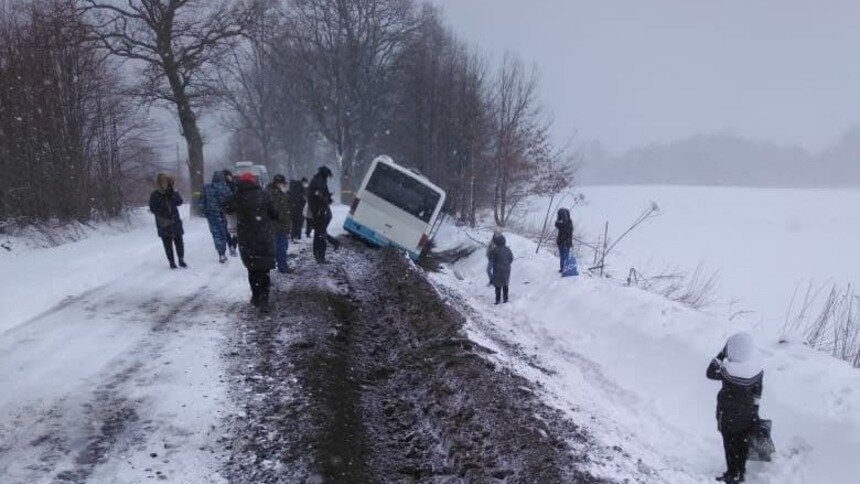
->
[[180, 110, 205, 217]]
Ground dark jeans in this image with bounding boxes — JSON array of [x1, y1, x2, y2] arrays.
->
[[558, 245, 570, 272], [494, 285, 509, 303], [721, 429, 750, 480], [290, 211, 304, 240], [160, 235, 184, 265], [312, 216, 332, 262], [305, 217, 313, 237], [248, 269, 271, 303], [206, 215, 228, 255], [274, 231, 289, 272]]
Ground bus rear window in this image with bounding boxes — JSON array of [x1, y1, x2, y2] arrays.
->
[[365, 163, 441, 223]]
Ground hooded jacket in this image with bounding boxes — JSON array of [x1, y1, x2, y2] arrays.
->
[[307, 170, 333, 219], [201, 171, 233, 218], [706, 332, 764, 433], [555, 208, 573, 248], [224, 179, 278, 271], [488, 234, 514, 287], [148, 174, 183, 238]]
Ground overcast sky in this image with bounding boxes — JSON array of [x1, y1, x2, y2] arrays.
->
[[430, 0, 860, 153]]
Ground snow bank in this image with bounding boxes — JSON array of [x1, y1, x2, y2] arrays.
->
[[429, 217, 860, 483]]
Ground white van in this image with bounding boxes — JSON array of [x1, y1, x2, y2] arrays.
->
[[344, 155, 446, 260], [234, 161, 270, 186]]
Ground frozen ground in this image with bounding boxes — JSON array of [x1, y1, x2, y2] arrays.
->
[[2, 190, 858, 483], [558, 186, 860, 328], [429, 187, 860, 483], [0, 208, 247, 482]]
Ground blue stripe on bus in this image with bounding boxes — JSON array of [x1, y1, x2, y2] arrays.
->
[[343, 217, 421, 260]]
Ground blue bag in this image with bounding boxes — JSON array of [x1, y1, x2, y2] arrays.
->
[[562, 253, 578, 277]]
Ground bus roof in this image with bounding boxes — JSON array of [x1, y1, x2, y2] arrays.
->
[[371, 155, 445, 196]]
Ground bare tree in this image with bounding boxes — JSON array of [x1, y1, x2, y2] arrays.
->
[[82, 0, 259, 213], [490, 54, 571, 227], [1, 0, 148, 222], [281, 0, 422, 196], [381, 5, 491, 224]]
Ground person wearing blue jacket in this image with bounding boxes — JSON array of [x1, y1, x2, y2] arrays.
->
[[201, 170, 233, 263]]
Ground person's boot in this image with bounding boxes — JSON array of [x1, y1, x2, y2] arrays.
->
[[178, 260, 188, 268], [259, 293, 270, 313], [229, 247, 238, 257], [219, 253, 228, 263], [168, 258, 178, 269]]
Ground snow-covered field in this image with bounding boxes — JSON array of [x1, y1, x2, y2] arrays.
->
[[567, 186, 860, 327], [429, 185, 860, 483]]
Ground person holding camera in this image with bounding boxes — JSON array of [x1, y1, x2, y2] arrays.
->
[[149, 173, 187, 269]]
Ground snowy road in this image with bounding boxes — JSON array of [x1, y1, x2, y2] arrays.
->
[[0, 216, 246, 483], [1, 211, 609, 482]]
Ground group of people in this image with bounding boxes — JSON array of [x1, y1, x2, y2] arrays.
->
[[486, 208, 764, 483], [155, 176, 767, 480], [148, 166, 339, 312], [484, 207, 577, 305]]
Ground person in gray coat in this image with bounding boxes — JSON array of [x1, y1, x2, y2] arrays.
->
[[488, 234, 514, 304]]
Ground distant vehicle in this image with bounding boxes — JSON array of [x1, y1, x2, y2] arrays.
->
[[234, 161, 270, 186], [344, 155, 446, 260]]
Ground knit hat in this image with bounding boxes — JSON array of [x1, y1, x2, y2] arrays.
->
[[273, 174, 287, 185], [237, 172, 257, 184]]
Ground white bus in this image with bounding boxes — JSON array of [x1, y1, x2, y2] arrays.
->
[[344, 155, 446, 260]]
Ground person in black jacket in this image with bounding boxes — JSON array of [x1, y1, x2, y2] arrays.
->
[[288, 178, 308, 242], [307, 166, 339, 263], [487, 234, 514, 304], [555, 208, 574, 274], [224, 172, 279, 312], [148, 173, 186, 269], [706, 332, 764, 484]]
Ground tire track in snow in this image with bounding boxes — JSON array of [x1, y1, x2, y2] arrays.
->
[[0, 290, 211, 483]]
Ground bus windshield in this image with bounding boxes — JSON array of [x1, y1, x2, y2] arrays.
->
[[365, 163, 441, 223]]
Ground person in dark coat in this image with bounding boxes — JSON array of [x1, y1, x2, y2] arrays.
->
[[707, 332, 764, 484], [149, 173, 186, 269], [288, 178, 308, 242], [555, 208, 574, 273], [223, 170, 239, 256], [267, 174, 292, 273], [487, 234, 514, 304], [307, 166, 339, 263], [224, 172, 279, 312], [201, 170, 233, 263]]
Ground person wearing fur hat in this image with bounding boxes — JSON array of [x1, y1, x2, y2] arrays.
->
[[487, 233, 514, 304], [307, 165, 339, 263], [148, 173, 186, 269], [224, 172, 280, 312], [707, 332, 764, 483]]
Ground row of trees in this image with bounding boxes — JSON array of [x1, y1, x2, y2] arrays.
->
[[1, 0, 574, 226], [0, 0, 154, 221], [215, 0, 573, 226]]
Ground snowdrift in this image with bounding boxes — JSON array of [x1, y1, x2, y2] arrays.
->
[[429, 221, 860, 483]]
